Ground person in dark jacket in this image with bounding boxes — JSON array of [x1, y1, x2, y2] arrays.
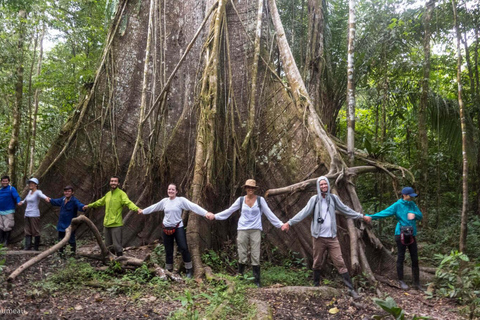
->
[[49, 186, 85, 256], [0, 175, 22, 246], [366, 187, 423, 290]]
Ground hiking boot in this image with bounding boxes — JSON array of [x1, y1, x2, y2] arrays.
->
[[185, 268, 193, 279]]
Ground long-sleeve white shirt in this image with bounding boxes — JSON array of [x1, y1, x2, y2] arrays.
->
[[215, 196, 283, 231], [142, 196, 208, 228], [21, 190, 48, 218]]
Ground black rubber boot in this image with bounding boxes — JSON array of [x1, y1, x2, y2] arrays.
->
[[252, 265, 261, 287], [313, 269, 321, 287], [116, 251, 123, 257], [24, 236, 32, 250], [3, 231, 10, 246], [238, 263, 246, 276], [70, 243, 77, 256], [0, 230, 4, 244], [185, 268, 193, 279], [34, 236, 41, 251], [341, 272, 360, 300]]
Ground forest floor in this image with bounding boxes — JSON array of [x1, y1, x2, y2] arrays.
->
[[0, 242, 465, 320]]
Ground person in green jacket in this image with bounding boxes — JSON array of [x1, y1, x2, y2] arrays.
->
[[366, 187, 423, 291], [83, 176, 140, 256]]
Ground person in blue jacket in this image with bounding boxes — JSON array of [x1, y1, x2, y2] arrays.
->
[[0, 175, 22, 246], [49, 185, 85, 256], [366, 187, 423, 290]]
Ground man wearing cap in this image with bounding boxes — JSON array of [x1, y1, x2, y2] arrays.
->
[[49, 186, 85, 256], [0, 175, 22, 246], [366, 187, 423, 290], [281, 176, 371, 299], [83, 176, 141, 256]]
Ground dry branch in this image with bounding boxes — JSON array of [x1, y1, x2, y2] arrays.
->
[[8, 215, 109, 281]]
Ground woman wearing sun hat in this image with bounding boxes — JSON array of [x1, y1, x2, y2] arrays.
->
[[366, 187, 423, 291], [18, 178, 50, 250], [210, 179, 284, 287]]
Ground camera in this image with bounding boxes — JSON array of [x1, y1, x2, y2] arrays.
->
[[317, 217, 324, 224]]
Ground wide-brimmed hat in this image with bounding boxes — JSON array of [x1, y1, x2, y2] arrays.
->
[[27, 178, 39, 185], [401, 187, 417, 197], [243, 179, 259, 188]]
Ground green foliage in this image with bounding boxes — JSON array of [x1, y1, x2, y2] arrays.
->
[[261, 265, 311, 287], [373, 296, 430, 320], [202, 240, 238, 273], [0, 244, 6, 272], [434, 251, 480, 318]]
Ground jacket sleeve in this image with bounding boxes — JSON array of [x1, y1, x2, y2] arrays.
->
[[11, 187, 21, 204], [260, 197, 283, 228], [142, 199, 166, 215], [49, 198, 64, 207], [88, 195, 107, 208], [215, 198, 241, 220], [367, 202, 398, 220], [74, 198, 86, 212], [288, 196, 316, 226], [332, 195, 363, 219], [121, 192, 139, 211], [179, 197, 207, 216]]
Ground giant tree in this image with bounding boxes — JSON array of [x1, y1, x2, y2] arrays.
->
[[10, 0, 422, 284]]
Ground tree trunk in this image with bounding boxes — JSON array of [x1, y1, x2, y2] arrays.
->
[[452, 0, 468, 252], [346, 0, 356, 166], [8, 10, 27, 187], [11, 0, 404, 283], [28, 23, 46, 177], [417, 0, 434, 228]]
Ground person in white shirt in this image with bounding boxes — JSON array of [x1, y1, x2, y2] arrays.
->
[[18, 178, 51, 250], [281, 176, 371, 299], [138, 183, 214, 278], [210, 179, 284, 287]]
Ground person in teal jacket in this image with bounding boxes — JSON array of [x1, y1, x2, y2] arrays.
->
[[366, 187, 423, 290], [83, 176, 141, 256]]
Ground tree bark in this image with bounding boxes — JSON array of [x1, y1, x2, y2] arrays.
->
[[452, 0, 468, 252], [28, 23, 46, 177], [8, 10, 27, 187], [346, 0, 356, 166], [417, 0, 434, 228]]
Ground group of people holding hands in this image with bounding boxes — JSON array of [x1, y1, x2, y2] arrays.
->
[[0, 174, 423, 297]]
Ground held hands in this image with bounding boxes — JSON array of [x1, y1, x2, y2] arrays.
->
[[83, 205, 88, 211], [137, 208, 143, 215], [205, 212, 215, 220], [45, 197, 51, 203], [363, 215, 372, 224], [281, 223, 290, 232]]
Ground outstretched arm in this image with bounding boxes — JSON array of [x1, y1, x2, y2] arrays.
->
[[215, 198, 242, 220], [287, 196, 316, 226], [259, 197, 283, 228]]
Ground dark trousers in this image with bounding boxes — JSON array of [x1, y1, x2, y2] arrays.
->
[[163, 227, 191, 265], [58, 231, 76, 245], [395, 235, 419, 282]]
